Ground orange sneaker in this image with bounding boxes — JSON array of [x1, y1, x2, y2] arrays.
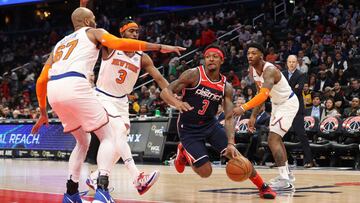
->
[[174, 143, 187, 173], [259, 183, 276, 199]]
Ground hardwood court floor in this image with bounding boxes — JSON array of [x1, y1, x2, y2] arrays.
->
[[0, 159, 360, 203]]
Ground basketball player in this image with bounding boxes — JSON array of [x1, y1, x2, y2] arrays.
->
[[31, 7, 185, 203], [233, 43, 298, 191], [86, 19, 191, 195], [161, 44, 276, 199]]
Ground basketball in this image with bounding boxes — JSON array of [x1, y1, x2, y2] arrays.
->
[[226, 156, 252, 182]]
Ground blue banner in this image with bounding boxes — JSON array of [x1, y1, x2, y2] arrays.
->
[[0, 0, 43, 6], [0, 124, 76, 151]]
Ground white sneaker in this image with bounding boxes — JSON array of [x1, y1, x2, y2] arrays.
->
[[269, 172, 295, 184], [269, 178, 295, 192], [133, 170, 160, 195]]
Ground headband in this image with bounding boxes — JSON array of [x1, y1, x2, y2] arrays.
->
[[119, 22, 139, 33], [204, 48, 224, 60]]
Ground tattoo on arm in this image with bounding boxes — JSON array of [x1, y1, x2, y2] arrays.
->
[[167, 68, 198, 94]]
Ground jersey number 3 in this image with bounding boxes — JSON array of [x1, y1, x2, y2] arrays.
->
[[198, 99, 209, 115], [116, 69, 127, 84]]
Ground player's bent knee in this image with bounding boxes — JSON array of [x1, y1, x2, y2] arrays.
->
[[194, 162, 212, 178]]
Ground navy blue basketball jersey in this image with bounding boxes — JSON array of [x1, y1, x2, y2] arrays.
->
[[179, 65, 226, 125]]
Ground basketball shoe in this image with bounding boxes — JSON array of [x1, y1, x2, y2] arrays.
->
[[174, 143, 187, 173], [93, 188, 115, 203], [134, 170, 160, 195], [269, 171, 296, 184], [269, 178, 295, 192], [259, 183, 277, 199], [62, 191, 88, 203]]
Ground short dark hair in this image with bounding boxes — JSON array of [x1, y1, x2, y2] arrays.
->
[[119, 19, 136, 31], [247, 42, 265, 54], [204, 43, 226, 58], [312, 93, 321, 100]]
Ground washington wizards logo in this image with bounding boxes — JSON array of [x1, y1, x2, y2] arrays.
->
[[320, 117, 339, 134], [344, 116, 360, 133], [304, 116, 316, 131], [235, 119, 249, 134]]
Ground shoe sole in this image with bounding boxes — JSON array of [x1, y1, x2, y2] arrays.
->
[[138, 171, 160, 195], [261, 193, 276, 199], [271, 185, 295, 192]]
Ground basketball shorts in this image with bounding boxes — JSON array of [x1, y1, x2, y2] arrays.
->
[[270, 93, 299, 137], [177, 119, 228, 168], [47, 76, 108, 133], [95, 91, 130, 135]]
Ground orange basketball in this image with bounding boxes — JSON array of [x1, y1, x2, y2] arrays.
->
[[226, 156, 252, 182]]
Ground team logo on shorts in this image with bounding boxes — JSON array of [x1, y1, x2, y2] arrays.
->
[[320, 117, 339, 134], [344, 116, 360, 133], [235, 119, 249, 133], [304, 116, 316, 131]]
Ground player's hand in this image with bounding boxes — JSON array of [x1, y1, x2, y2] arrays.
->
[[223, 144, 238, 159], [31, 109, 49, 134], [160, 45, 186, 56], [174, 101, 193, 113], [233, 106, 245, 117], [248, 116, 256, 133]]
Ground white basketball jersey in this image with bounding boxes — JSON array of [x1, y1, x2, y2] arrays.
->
[[252, 62, 293, 104], [96, 50, 142, 96], [49, 27, 99, 77]]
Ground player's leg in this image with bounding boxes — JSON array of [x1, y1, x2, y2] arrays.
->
[[62, 127, 91, 203], [176, 122, 213, 177], [208, 123, 276, 199], [182, 138, 212, 178], [47, 81, 88, 203], [268, 96, 299, 191], [109, 119, 159, 195]]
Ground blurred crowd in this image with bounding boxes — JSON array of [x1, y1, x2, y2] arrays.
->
[[0, 0, 360, 120]]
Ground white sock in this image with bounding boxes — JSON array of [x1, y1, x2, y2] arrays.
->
[[285, 161, 290, 174], [278, 166, 289, 180], [124, 158, 141, 181]]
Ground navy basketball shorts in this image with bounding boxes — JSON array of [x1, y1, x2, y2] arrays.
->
[[177, 120, 228, 168]]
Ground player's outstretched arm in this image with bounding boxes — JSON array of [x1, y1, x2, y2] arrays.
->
[[233, 67, 276, 116], [142, 53, 169, 90], [222, 82, 238, 158], [88, 28, 186, 55], [31, 54, 53, 133], [160, 69, 197, 113]]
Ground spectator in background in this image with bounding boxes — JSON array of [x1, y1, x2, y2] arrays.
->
[[345, 78, 360, 101], [265, 47, 278, 64], [343, 97, 360, 117], [331, 52, 348, 73], [1, 107, 12, 119], [334, 68, 348, 86], [302, 83, 313, 108], [296, 57, 308, 74], [227, 70, 241, 88], [305, 94, 324, 121], [149, 90, 167, 113], [321, 97, 341, 121], [139, 90, 153, 109], [196, 23, 216, 47], [138, 104, 150, 117], [244, 86, 255, 102], [314, 71, 333, 92]]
